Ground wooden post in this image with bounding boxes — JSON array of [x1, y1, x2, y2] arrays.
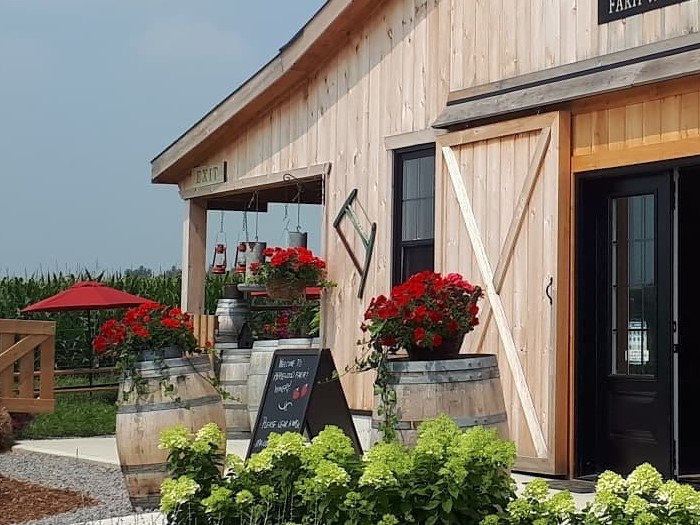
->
[[182, 199, 207, 314]]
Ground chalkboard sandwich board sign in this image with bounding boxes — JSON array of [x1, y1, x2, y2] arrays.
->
[[246, 347, 362, 458]]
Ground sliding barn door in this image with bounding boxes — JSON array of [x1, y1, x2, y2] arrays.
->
[[436, 112, 571, 475]]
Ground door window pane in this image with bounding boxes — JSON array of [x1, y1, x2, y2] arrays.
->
[[611, 194, 656, 376]]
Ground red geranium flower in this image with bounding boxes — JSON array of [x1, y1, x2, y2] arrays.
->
[[249, 246, 330, 289], [93, 303, 200, 371], [359, 271, 483, 358]]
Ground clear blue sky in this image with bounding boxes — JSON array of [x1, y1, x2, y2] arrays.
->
[[0, 0, 325, 276]]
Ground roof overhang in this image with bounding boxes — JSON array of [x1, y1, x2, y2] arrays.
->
[[151, 0, 387, 185], [433, 32, 700, 130]]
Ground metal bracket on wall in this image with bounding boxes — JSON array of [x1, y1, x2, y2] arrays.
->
[[332, 188, 376, 299]]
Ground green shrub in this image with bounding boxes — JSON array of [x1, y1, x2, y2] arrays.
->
[[158, 414, 517, 525], [482, 463, 700, 525]]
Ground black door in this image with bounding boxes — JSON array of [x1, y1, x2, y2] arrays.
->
[[577, 172, 673, 478]]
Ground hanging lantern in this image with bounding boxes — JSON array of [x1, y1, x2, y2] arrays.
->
[[210, 212, 228, 274]]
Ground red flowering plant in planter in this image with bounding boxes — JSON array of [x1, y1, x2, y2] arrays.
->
[[249, 246, 330, 300], [93, 302, 201, 400], [353, 270, 483, 441], [359, 270, 483, 361]]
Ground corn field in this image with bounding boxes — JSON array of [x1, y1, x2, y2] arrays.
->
[[0, 270, 238, 368]]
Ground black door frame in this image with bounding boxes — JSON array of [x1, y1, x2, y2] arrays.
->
[[575, 162, 677, 478]]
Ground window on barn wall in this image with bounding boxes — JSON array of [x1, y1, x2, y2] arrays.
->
[[392, 145, 435, 285]]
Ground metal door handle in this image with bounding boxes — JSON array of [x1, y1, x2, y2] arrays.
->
[[545, 276, 553, 305]]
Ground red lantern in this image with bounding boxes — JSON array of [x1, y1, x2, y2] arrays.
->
[[211, 212, 228, 274], [211, 243, 227, 274]]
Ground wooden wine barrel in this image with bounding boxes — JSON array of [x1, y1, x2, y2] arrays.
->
[[371, 354, 509, 447], [277, 337, 315, 350], [116, 353, 225, 510], [246, 339, 278, 429], [217, 343, 252, 439], [215, 298, 250, 344]]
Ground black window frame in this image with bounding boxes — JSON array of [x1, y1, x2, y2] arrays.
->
[[392, 144, 436, 286]]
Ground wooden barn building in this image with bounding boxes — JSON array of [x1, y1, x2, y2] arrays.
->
[[150, 0, 700, 481]]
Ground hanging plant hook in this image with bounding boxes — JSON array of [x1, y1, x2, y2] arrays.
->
[[283, 173, 303, 232]]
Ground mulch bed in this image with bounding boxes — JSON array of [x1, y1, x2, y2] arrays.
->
[[0, 475, 98, 525]]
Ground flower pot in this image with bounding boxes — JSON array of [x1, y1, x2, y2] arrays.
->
[[135, 346, 183, 362], [371, 354, 509, 447], [115, 352, 225, 511], [265, 279, 306, 301], [406, 335, 464, 360]]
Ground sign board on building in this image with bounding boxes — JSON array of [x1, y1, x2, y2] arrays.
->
[[191, 162, 226, 188], [599, 0, 690, 24]]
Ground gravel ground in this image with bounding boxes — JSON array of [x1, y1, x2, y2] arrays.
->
[[0, 449, 136, 525]]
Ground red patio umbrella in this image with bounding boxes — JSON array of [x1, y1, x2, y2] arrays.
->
[[21, 281, 154, 313], [21, 281, 156, 370]]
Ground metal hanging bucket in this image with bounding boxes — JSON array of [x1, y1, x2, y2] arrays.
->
[[287, 231, 308, 248], [244, 241, 266, 279]]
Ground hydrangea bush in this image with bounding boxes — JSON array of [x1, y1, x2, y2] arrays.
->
[[159, 415, 516, 525], [482, 462, 700, 525]]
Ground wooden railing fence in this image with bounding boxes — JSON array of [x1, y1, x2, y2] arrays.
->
[[191, 314, 217, 348], [0, 319, 56, 413]]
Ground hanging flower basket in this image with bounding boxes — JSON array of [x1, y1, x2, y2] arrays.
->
[[265, 279, 307, 301]]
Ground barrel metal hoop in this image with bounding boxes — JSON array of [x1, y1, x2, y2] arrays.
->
[[223, 402, 247, 409], [117, 395, 222, 414], [120, 463, 168, 474], [226, 430, 252, 439], [384, 366, 500, 384], [220, 380, 248, 386], [386, 355, 498, 373], [371, 412, 508, 430]]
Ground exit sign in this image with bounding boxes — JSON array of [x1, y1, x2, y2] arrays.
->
[[191, 162, 226, 188], [599, 0, 690, 24]]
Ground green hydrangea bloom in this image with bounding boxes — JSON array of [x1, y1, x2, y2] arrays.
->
[[624, 494, 650, 515], [377, 513, 400, 525], [362, 442, 412, 476], [626, 463, 663, 496], [312, 459, 350, 489], [547, 490, 577, 517], [247, 450, 274, 472], [523, 479, 551, 501], [358, 461, 399, 488], [596, 470, 625, 495], [235, 489, 254, 505], [159, 475, 200, 513], [258, 484, 276, 502], [225, 453, 244, 474], [633, 511, 659, 525], [201, 484, 232, 513], [192, 422, 225, 453], [343, 490, 362, 509], [658, 479, 700, 514], [158, 424, 192, 451], [303, 425, 355, 467], [265, 431, 306, 459]]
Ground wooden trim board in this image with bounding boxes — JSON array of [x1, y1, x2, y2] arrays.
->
[[383, 129, 444, 150], [572, 136, 700, 172], [434, 42, 700, 129], [179, 163, 331, 200]]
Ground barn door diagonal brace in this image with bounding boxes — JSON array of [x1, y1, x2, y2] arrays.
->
[[332, 188, 377, 299]]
